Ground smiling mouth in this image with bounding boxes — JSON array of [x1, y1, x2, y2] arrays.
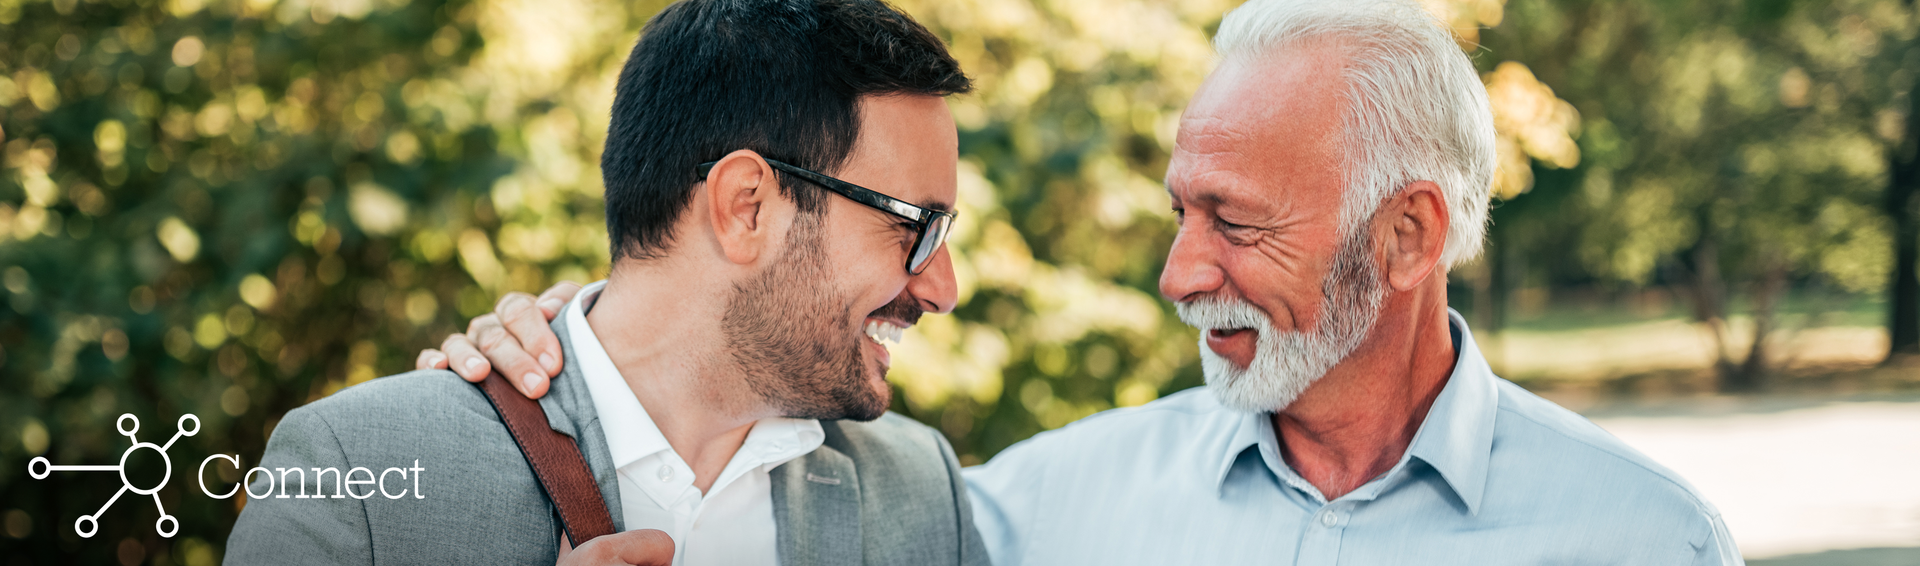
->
[[1209, 328, 1252, 339], [864, 318, 907, 345]]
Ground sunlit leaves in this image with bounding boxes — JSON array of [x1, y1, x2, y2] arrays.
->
[[1486, 61, 1581, 199]]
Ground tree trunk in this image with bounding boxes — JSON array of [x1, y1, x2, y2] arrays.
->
[[1891, 193, 1918, 358], [1729, 257, 1788, 392], [1686, 230, 1740, 386], [1886, 80, 1920, 360]]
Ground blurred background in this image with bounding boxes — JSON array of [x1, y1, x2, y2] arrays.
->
[[2, 0, 1917, 563]]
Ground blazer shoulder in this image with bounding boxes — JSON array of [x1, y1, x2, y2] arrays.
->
[[293, 369, 497, 430], [238, 369, 563, 564], [819, 411, 950, 466]]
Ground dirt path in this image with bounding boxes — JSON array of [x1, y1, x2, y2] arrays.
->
[[1587, 396, 1920, 561]]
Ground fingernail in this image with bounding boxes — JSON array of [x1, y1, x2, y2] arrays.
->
[[521, 372, 545, 392], [465, 358, 484, 373], [427, 353, 445, 367], [539, 353, 557, 372], [539, 298, 564, 312]]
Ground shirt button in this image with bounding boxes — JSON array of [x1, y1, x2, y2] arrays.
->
[[657, 465, 673, 482], [1320, 511, 1339, 527]]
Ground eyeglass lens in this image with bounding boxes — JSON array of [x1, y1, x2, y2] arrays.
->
[[909, 214, 953, 274]]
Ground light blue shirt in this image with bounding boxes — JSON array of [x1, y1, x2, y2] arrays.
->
[[963, 310, 1743, 565]]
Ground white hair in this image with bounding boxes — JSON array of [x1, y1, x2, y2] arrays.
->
[[1212, 0, 1497, 268]]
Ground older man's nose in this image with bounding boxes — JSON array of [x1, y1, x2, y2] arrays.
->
[[1159, 230, 1225, 303], [906, 245, 959, 314]]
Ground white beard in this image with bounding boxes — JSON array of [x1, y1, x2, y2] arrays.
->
[[1175, 230, 1386, 413]]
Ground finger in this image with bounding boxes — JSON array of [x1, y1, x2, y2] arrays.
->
[[473, 310, 551, 398], [415, 348, 449, 371], [441, 334, 490, 383], [535, 281, 584, 319], [496, 293, 565, 379], [582, 529, 674, 566]]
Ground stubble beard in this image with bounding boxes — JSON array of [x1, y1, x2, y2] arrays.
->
[[1175, 226, 1387, 413], [719, 212, 890, 421]]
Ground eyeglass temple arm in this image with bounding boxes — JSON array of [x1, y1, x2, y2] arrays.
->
[[697, 159, 946, 224]]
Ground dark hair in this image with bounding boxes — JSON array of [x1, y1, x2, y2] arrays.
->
[[601, 0, 972, 261]]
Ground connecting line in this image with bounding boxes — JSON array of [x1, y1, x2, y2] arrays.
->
[[162, 429, 188, 452], [43, 464, 120, 472], [91, 486, 129, 522]]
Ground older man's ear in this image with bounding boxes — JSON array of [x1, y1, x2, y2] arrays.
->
[[1380, 180, 1450, 292]]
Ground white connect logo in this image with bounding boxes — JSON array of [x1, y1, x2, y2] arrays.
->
[[26, 413, 200, 538]]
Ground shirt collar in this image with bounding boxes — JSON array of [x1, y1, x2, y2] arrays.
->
[[1211, 308, 1498, 515], [1403, 308, 1498, 515], [565, 280, 826, 472]]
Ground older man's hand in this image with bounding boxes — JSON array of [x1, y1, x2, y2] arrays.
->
[[558, 529, 674, 566], [415, 281, 581, 399]]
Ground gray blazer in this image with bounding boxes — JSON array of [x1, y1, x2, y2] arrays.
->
[[225, 308, 990, 565]]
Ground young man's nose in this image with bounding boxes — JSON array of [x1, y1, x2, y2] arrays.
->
[[905, 245, 959, 314]]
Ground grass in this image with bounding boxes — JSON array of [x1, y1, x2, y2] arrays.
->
[[1452, 288, 1920, 408]]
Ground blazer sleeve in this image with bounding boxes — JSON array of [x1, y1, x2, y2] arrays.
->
[[934, 428, 992, 566], [223, 406, 374, 566]]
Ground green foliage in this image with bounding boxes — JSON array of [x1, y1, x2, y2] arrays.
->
[[0, 0, 624, 560], [1480, 0, 1913, 294]]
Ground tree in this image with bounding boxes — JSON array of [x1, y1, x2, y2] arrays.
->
[[1477, 0, 1914, 391]]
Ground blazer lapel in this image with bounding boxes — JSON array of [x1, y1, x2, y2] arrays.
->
[[536, 304, 626, 532], [771, 444, 863, 566]]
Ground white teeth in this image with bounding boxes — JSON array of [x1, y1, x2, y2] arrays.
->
[[864, 320, 906, 345]]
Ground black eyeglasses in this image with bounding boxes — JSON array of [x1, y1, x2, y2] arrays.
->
[[697, 157, 956, 275]]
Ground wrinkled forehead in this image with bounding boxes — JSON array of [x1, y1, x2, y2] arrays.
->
[[1168, 45, 1351, 191], [1177, 50, 1348, 170]]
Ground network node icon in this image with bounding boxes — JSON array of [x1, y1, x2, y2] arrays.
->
[[27, 413, 200, 538]]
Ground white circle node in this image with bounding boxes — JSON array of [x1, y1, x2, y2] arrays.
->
[[28, 457, 50, 479], [156, 515, 179, 538], [120, 443, 172, 496], [117, 414, 139, 436], [178, 414, 201, 436], [76, 515, 98, 538]]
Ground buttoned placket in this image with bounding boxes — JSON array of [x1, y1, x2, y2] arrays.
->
[[626, 453, 702, 545], [1294, 499, 1350, 566], [1253, 414, 1426, 566]]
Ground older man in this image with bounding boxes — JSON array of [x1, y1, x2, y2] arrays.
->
[[422, 0, 1742, 564]]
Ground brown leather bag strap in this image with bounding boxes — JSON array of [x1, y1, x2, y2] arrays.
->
[[475, 371, 618, 546]]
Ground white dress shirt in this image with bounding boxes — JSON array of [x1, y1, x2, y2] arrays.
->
[[964, 309, 1742, 565], [567, 280, 825, 566]]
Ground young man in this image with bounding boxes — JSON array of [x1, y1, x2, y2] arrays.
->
[[226, 1, 987, 565], [428, 1, 1744, 564]]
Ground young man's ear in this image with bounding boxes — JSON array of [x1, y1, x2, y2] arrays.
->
[[703, 150, 786, 266], [1378, 180, 1449, 292]]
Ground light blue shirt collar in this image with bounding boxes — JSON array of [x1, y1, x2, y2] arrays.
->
[[1212, 309, 1497, 515], [966, 308, 1742, 565]]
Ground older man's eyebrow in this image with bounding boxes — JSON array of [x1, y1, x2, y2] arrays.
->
[[918, 199, 953, 213], [1169, 188, 1229, 208]]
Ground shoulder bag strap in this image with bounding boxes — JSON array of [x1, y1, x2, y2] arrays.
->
[[475, 371, 618, 545]]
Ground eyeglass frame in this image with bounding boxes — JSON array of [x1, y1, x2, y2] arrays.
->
[[696, 156, 956, 275]]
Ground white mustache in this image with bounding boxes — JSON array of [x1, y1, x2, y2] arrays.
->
[[1175, 296, 1271, 333]]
